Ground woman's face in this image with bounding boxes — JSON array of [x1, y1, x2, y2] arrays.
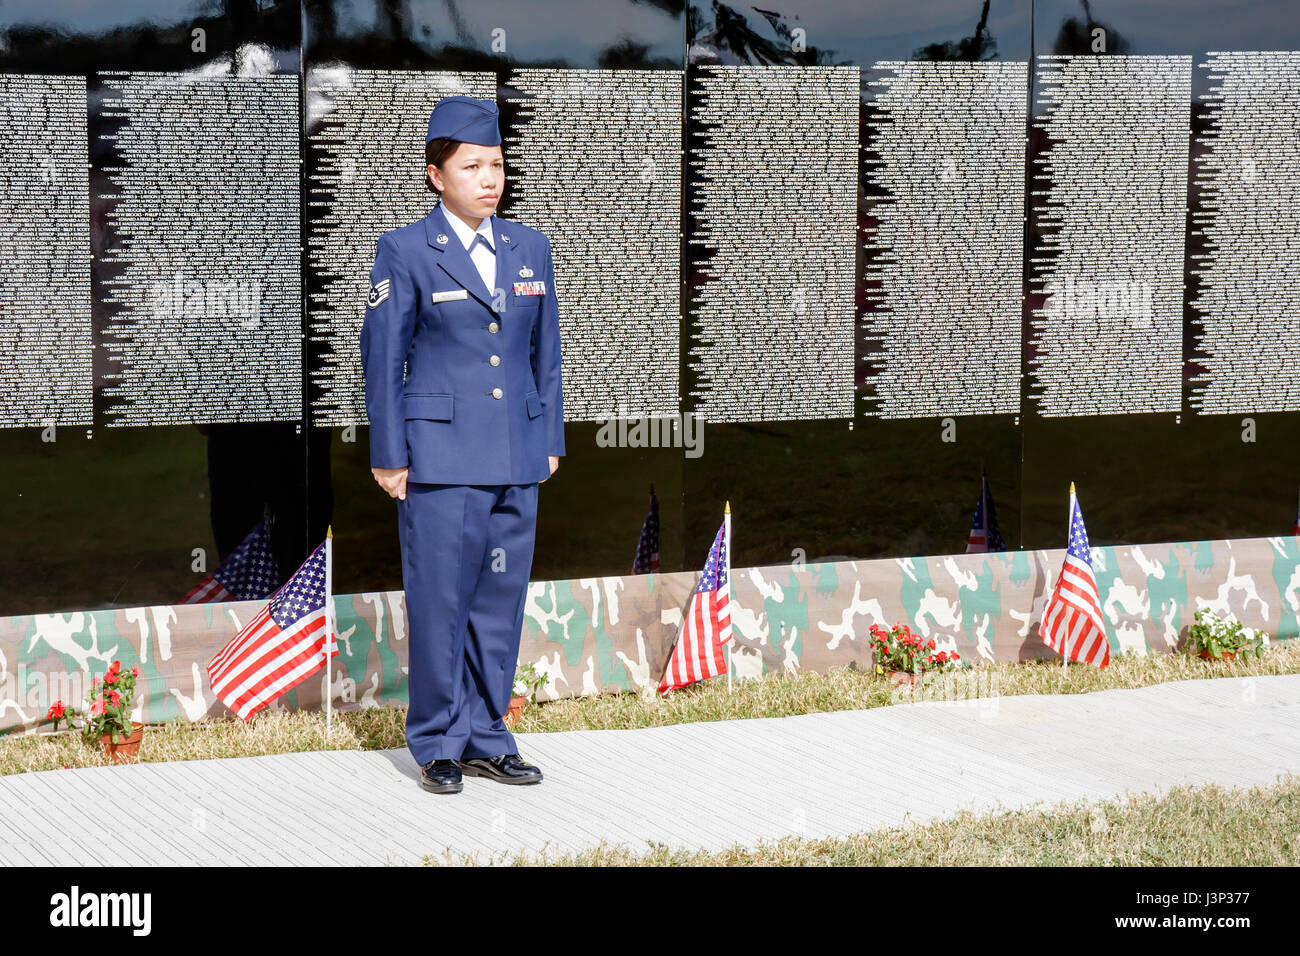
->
[[430, 142, 504, 222]]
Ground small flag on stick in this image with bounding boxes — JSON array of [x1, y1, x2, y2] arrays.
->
[[966, 467, 1005, 553], [632, 484, 660, 573], [207, 530, 338, 721], [659, 503, 732, 695], [1039, 483, 1110, 668], [182, 515, 280, 603]]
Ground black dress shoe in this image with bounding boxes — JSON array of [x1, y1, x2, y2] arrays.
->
[[458, 753, 543, 785], [420, 759, 463, 794]]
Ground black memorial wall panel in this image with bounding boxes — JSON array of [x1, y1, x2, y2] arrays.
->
[[682, 0, 1029, 567], [301, 0, 688, 595], [1, 0, 1297, 617], [1022, 0, 1300, 548], [0, 0, 310, 616]]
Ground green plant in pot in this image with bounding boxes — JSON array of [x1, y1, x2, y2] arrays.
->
[[507, 661, 548, 725], [869, 620, 964, 690], [80, 659, 145, 762], [1185, 608, 1265, 661]]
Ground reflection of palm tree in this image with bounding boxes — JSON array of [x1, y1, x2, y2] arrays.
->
[[630, 0, 686, 16], [443, 0, 474, 46], [697, 0, 798, 65], [598, 37, 678, 70], [1052, 0, 1132, 55], [379, 0, 408, 42], [912, 0, 998, 61]]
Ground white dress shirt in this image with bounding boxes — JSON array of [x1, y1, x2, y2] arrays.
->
[[439, 202, 496, 296]]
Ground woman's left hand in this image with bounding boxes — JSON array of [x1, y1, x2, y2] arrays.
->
[[540, 455, 560, 483]]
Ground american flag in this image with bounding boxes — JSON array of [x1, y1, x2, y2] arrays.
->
[[632, 485, 660, 574], [659, 515, 731, 695], [966, 468, 1005, 553], [1039, 484, 1110, 668], [207, 535, 337, 721], [182, 516, 280, 604]]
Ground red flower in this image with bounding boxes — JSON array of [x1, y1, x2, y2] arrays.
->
[[927, 639, 936, 650], [46, 701, 65, 720], [109, 690, 121, 707], [952, 652, 961, 661], [104, 670, 119, 685], [109, 660, 121, 674], [131, 664, 139, 677], [90, 696, 105, 717], [93, 676, 101, 686]]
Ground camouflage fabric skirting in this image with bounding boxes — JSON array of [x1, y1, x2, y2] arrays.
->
[[2, 536, 1297, 734]]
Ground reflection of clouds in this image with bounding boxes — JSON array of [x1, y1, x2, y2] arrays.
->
[[0, 0, 187, 31], [401, 0, 679, 61], [1037, 0, 1293, 51], [305, 64, 354, 129]]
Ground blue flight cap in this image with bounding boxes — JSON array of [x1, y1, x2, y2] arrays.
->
[[426, 96, 501, 145]]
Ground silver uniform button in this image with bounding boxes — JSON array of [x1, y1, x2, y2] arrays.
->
[[492, 387, 503, 399], [488, 321, 499, 333], [489, 354, 500, 366]]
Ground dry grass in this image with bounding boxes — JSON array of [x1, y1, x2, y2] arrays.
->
[[3, 640, 1297, 775], [424, 775, 1300, 866]]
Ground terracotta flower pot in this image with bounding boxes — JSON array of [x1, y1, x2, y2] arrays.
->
[[99, 721, 144, 763], [1198, 649, 1236, 661], [505, 696, 528, 727], [887, 670, 919, 691]]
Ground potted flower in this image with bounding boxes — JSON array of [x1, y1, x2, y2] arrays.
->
[[45, 700, 75, 732], [869, 621, 963, 690], [80, 659, 144, 762], [1185, 609, 1264, 662], [507, 661, 547, 726]]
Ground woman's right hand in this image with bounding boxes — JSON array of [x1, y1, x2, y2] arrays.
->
[[372, 466, 409, 500]]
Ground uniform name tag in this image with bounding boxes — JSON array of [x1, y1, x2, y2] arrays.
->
[[513, 281, 546, 296], [431, 289, 469, 303]]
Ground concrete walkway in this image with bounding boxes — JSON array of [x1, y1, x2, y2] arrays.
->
[[1, 675, 1297, 865]]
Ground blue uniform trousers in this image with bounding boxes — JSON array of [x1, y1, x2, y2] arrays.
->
[[397, 481, 538, 765]]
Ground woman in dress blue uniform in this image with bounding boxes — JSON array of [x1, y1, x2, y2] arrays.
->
[[360, 96, 565, 794]]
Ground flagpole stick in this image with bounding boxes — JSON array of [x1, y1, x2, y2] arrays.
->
[[1063, 484, 1074, 673], [725, 500, 732, 695], [325, 524, 334, 733]]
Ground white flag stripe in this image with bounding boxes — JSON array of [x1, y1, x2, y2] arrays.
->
[[1065, 609, 1085, 659], [1039, 492, 1110, 669], [1058, 582, 1107, 635], [209, 606, 273, 677], [1042, 596, 1067, 647], [209, 609, 281, 691], [211, 612, 317, 698], [233, 636, 332, 720], [212, 614, 324, 701], [659, 518, 731, 694], [228, 631, 333, 720]]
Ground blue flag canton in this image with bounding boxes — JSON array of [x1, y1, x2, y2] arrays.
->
[[1068, 495, 1092, 564], [696, 522, 728, 593], [269, 541, 327, 628], [213, 518, 280, 601], [633, 493, 660, 574], [980, 481, 1006, 552]]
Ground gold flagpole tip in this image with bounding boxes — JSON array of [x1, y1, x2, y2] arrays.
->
[[724, 500, 730, 514], [326, 524, 333, 538], [1069, 482, 1076, 495]]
